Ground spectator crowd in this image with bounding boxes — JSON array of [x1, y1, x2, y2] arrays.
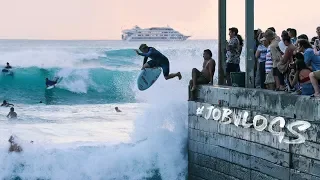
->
[[189, 26, 320, 100]]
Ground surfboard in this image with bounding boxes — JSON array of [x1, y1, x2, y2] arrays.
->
[[1, 68, 13, 76], [46, 77, 63, 90], [137, 68, 162, 91]]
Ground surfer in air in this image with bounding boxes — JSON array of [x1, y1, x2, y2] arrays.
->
[[45, 77, 59, 87], [135, 44, 182, 80]]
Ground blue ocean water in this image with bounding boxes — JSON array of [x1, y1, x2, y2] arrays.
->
[[0, 40, 219, 180]]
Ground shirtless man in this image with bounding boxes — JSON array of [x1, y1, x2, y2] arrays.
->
[[190, 49, 216, 90], [7, 107, 17, 119], [189, 49, 216, 100]]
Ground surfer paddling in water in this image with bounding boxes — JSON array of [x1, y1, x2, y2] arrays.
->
[[135, 44, 182, 80]]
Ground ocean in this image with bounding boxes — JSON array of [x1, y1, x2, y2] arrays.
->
[[0, 40, 220, 180]]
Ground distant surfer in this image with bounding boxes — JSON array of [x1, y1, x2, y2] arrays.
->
[[135, 44, 182, 80], [7, 107, 17, 119], [5, 62, 12, 69], [115, 107, 121, 112], [1, 100, 14, 107], [45, 77, 59, 87], [2, 62, 12, 73]]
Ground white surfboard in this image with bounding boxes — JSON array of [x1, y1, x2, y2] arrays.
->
[[137, 68, 162, 91], [46, 85, 55, 89], [46, 77, 63, 90]]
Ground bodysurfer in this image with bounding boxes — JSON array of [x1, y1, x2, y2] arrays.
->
[[135, 44, 182, 80]]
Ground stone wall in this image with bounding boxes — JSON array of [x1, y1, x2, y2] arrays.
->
[[188, 85, 320, 180]]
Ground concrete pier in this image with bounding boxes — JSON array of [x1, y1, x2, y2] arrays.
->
[[188, 85, 320, 180]]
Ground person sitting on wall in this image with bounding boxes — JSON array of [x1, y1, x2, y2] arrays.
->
[[189, 49, 215, 101], [289, 54, 315, 96]]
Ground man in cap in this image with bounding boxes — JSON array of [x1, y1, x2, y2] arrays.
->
[[135, 44, 182, 80]]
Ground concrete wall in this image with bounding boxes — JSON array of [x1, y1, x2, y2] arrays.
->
[[188, 85, 320, 180]]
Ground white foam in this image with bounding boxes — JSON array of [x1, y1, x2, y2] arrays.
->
[[0, 40, 228, 179]]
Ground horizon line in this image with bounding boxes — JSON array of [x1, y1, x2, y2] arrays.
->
[[0, 38, 216, 41]]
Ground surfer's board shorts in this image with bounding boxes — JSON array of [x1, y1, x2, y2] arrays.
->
[[147, 58, 170, 77]]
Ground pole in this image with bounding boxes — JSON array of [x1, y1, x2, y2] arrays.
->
[[245, 0, 255, 88], [218, 0, 227, 85]]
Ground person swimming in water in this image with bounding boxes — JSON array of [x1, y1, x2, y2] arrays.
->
[[8, 135, 23, 153], [1, 100, 14, 107], [45, 77, 59, 87], [115, 107, 121, 112], [135, 44, 182, 80], [7, 107, 17, 119], [8, 135, 33, 153]]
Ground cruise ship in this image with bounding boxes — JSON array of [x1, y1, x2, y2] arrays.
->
[[121, 25, 191, 41]]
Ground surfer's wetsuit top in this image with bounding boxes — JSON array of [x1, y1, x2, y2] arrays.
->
[[138, 47, 170, 77], [46, 79, 57, 86]]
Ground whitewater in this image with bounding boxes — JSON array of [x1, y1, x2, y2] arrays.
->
[[0, 40, 221, 180]]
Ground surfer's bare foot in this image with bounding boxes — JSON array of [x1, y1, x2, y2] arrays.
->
[[177, 72, 182, 80]]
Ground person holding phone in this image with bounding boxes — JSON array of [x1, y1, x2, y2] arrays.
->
[[314, 39, 320, 55]]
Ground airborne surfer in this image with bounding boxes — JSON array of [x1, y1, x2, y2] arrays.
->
[[135, 44, 182, 80]]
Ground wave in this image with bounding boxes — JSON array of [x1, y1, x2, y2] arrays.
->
[[0, 98, 189, 180], [0, 48, 142, 105], [0, 40, 220, 179], [0, 82, 189, 180], [0, 67, 138, 105]]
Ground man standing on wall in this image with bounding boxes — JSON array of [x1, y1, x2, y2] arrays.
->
[[226, 27, 241, 86]]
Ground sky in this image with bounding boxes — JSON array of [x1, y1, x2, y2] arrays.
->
[[0, 0, 318, 40]]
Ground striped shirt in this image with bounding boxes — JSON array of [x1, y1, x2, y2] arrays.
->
[[257, 44, 267, 62], [265, 46, 273, 73]]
